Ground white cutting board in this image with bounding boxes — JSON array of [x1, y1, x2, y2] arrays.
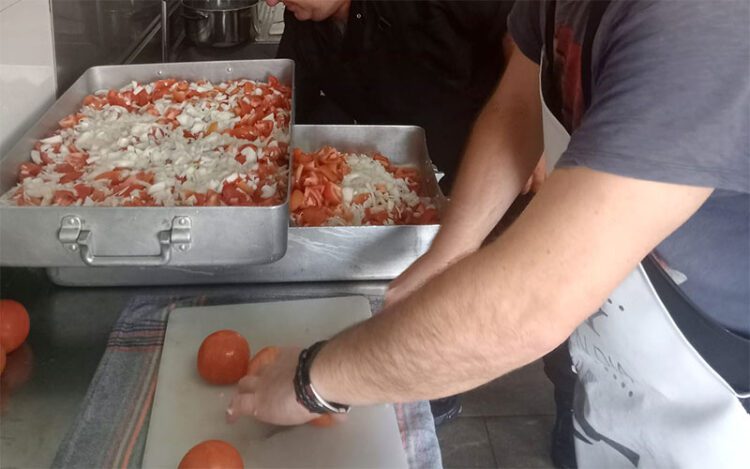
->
[[142, 296, 408, 468]]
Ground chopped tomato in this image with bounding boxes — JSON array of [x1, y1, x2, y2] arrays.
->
[[236, 180, 254, 195], [365, 208, 390, 225], [254, 120, 273, 138], [373, 153, 392, 169], [322, 182, 342, 205], [352, 193, 370, 205], [18, 162, 41, 180], [111, 177, 143, 196], [299, 207, 330, 226], [229, 126, 255, 140], [416, 207, 439, 224], [316, 164, 340, 183], [134, 89, 150, 106], [39, 152, 55, 165], [53, 190, 76, 206], [59, 170, 83, 184], [290, 189, 304, 211], [172, 91, 186, 103], [94, 169, 125, 183], [73, 184, 94, 200], [65, 152, 88, 170], [205, 190, 220, 206], [106, 89, 130, 108], [91, 189, 106, 202], [58, 113, 83, 129], [221, 183, 250, 206]]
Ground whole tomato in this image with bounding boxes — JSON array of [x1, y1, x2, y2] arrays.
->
[[197, 330, 250, 385], [0, 300, 30, 353], [178, 440, 243, 469]]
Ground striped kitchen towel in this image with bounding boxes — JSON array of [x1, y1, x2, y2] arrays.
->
[[52, 295, 442, 469]]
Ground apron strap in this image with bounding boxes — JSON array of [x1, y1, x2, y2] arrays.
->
[[643, 255, 750, 403]]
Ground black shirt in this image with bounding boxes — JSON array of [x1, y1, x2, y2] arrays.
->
[[277, 0, 514, 191]]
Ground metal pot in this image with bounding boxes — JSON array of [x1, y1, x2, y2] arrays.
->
[[182, 0, 258, 48]]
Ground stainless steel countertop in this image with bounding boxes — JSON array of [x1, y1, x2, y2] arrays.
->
[[0, 267, 388, 468]]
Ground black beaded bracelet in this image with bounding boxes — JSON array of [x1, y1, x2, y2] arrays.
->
[[294, 340, 350, 414]]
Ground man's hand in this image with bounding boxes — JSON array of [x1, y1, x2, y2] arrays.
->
[[226, 346, 317, 426]]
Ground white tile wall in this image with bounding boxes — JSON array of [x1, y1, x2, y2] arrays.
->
[[0, 0, 56, 156]]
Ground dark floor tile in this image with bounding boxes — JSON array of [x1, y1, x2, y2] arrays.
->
[[486, 416, 555, 469], [437, 417, 497, 469], [461, 360, 555, 418]]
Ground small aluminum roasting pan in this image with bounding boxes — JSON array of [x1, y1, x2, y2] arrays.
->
[[0, 59, 294, 267]]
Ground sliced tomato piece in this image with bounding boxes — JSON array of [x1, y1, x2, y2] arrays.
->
[[135, 171, 155, 184], [172, 91, 187, 103], [322, 182, 342, 205], [373, 153, 392, 169], [106, 89, 130, 108], [299, 207, 330, 226], [416, 207, 439, 224], [40, 151, 55, 165], [205, 190, 221, 206], [95, 169, 125, 183], [289, 189, 304, 211], [365, 208, 390, 225], [73, 184, 94, 200], [18, 162, 42, 180], [221, 183, 249, 206], [352, 193, 370, 205], [134, 89, 150, 106], [54, 163, 74, 174], [59, 170, 83, 184], [229, 126, 256, 140], [236, 180, 254, 195], [53, 190, 76, 206], [111, 177, 142, 196], [253, 120, 273, 138], [65, 152, 88, 170], [91, 189, 106, 202], [316, 164, 340, 183]]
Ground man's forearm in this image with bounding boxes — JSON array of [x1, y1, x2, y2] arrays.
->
[[309, 168, 712, 406], [431, 49, 544, 258]]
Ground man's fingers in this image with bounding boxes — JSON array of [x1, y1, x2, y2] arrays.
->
[[237, 375, 259, 393], [226, 392, 256, 423]]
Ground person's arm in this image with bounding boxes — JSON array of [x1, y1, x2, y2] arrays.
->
[[227, 166, 712, 423], [386, 46, 544, 305]]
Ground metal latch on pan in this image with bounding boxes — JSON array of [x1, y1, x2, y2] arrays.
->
[[58, 216, 192, 267]]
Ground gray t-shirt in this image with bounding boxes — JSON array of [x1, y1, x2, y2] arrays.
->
[[509, 0, 749, 337]]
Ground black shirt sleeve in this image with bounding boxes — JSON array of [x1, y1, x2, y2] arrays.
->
[[436, 1, 515, 46], [275, 11, 322, 123]]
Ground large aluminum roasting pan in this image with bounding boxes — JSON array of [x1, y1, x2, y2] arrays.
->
[[47, 125, 445, 285], [0, 60, 294, 267]]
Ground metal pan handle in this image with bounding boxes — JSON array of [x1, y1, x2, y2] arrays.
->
[[181, 9, 210, 20], [77, 230, 172, 267], [58, 216, 192, 267]]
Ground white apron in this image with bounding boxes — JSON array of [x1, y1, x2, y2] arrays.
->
[[540, 50, 750, 468]]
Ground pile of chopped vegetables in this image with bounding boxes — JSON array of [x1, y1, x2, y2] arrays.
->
[[290, 146, 439, 226], [1, 76, 291, 207]]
